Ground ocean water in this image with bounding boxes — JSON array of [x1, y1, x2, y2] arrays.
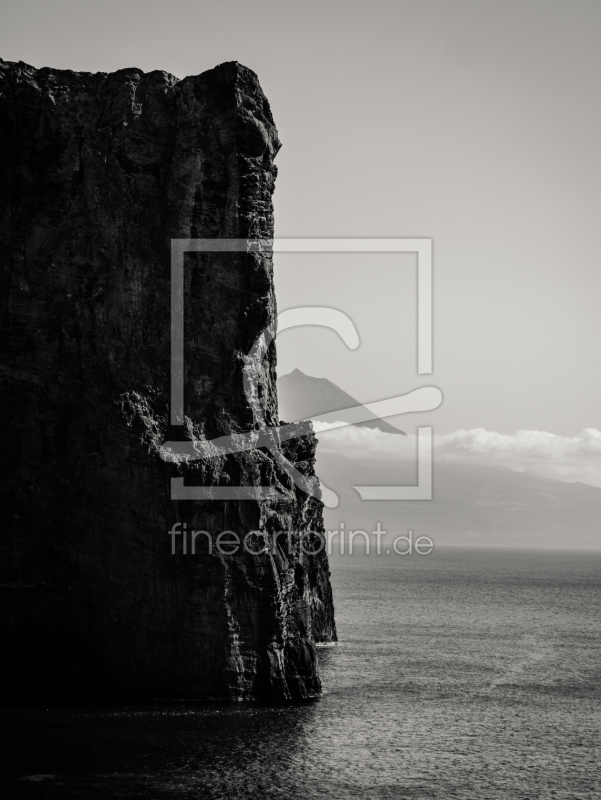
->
[[2, 547, 600, 799]]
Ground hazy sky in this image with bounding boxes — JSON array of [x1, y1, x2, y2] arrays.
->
[[2, 0, 600, 436]]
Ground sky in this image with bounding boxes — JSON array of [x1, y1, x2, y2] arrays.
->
[[1, 0, 600, 440]]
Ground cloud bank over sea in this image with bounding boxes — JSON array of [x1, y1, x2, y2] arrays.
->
[[312, 424, 601, 487]]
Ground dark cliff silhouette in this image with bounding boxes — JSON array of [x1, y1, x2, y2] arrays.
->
[[0, 58, 336, 700]]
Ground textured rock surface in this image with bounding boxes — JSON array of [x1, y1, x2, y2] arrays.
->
[[0, 59, 336, 700]]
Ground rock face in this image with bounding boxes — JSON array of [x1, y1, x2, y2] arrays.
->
[[0, 59, 336, 700]]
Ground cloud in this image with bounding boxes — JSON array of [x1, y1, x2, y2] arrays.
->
[[313, 423, 601, 487], [436, 427, 601, 486]]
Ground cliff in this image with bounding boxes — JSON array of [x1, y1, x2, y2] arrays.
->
[[0, 58, 336, 700]]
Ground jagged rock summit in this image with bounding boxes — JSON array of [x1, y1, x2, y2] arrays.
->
[[0, 59, 336, 700], [278, 368, 406, 435]]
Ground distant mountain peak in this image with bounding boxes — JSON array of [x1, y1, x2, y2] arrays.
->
[[277, 369, 406, 435]]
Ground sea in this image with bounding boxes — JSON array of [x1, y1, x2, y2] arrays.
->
[[2, 547, 600, 799]]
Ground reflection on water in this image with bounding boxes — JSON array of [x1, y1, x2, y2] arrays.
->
[[2, 547, 600, 799]]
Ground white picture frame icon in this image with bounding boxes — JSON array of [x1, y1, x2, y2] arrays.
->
[[166, 238, 440, 504]]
